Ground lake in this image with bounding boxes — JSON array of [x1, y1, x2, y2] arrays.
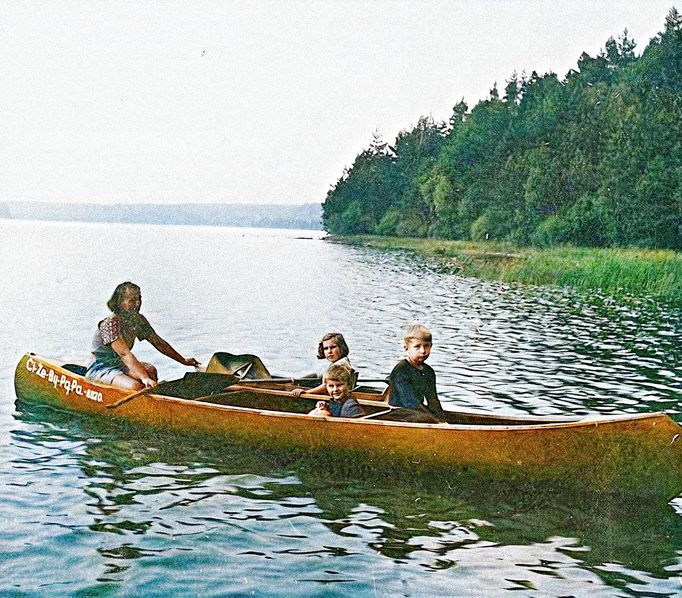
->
[[1, 220, 681, 596]]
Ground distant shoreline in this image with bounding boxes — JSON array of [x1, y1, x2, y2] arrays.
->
[[0, 200, 323, 231]]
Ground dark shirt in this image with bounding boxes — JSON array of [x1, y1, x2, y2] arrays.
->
[[388, 359, 444, 417], [329, 396, 365, 418]]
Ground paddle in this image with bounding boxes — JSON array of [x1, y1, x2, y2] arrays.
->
[[206, 351, 389, 385], [229, 376, 308, 385], [106, 372, 240, 410], [206, 352, 272, 379], [106, 383, 165, 410]]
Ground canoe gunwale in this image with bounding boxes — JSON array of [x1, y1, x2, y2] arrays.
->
[[139, 391, 677, 432], [15, 353, 677, 432]]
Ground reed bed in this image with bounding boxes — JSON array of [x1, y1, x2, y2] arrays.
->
[[330, 236, 682, 306]]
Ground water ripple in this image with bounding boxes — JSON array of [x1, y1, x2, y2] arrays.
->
[[2, 222, 681, 596]]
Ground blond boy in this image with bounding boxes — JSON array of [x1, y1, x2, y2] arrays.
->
[[307, 363, 364, 418], [388, 324, 444, 418]]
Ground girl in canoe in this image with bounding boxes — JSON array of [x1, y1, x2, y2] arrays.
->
[[85, 282, 200, 390], [308, 363, 364, 418], [292, 332, 357, 397]]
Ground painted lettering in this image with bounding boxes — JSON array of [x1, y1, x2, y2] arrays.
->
[[36, 363, 48, 379], [26, 358, 99, 401], [85, 388, 103, 403]]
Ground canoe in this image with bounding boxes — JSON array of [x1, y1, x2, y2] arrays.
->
[[14, 353, 682, 502]]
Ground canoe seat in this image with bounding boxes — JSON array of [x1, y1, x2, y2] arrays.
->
[[63, 363, 87, 376]]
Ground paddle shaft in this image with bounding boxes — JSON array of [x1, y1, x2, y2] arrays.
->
[[224, 384, 320, 399], [228, 377, 296, 385], [224, 383, 390, 405], [107, 382, 164, 410], [230, 377, 387, 385]]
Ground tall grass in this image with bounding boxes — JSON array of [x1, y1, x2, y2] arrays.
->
[[330, 236, 682, 306]]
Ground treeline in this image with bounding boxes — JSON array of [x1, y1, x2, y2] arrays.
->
[[323, 9, 682, 250]]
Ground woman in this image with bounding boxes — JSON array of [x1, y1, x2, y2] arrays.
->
[[85, 282, 200, 390]]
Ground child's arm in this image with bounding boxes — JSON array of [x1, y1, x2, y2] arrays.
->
[[424, 368, 445, 418], [425, 393, 445, 417], [388, 369, 421, 409], [340, 399, 365, 418], [292, 383, 325, 397]]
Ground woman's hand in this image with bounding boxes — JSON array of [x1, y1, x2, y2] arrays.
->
[[183, 357, 201, 368], [142, 376, 157, 388]]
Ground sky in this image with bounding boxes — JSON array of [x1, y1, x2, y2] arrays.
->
[[0, 1, 676, 205]]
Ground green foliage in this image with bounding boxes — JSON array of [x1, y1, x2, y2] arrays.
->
[[322, 9, 682, 251], [533, 193, 617, 247], [375, 208, 400, 236], [332, 235, 682, 306]]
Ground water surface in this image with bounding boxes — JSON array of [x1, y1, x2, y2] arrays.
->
[[1, 220, 680, 596]]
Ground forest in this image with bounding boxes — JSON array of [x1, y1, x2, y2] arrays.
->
[[322, 9, 681, 250]]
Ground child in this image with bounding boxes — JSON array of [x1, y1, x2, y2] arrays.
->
[[388, 324, 445, 419], [293, 332, 356, 397], [307, 363, 365, 418], [85, 282, 200, 390]]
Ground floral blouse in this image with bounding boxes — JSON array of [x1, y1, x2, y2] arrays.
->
[[89, 312, 156, 367]]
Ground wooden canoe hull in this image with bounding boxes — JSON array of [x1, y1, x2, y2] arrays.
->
[[14, 353, 682, 501]]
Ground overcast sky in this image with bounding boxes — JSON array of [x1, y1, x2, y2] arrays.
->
[[0, 1, 676, 205]]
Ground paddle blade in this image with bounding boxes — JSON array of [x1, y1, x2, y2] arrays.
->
[[206, 352, 272, 379]]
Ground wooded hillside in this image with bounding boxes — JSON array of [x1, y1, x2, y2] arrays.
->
[[323, 9, 681, 250]]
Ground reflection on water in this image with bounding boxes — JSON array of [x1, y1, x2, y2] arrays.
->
[[7, 400, 682, 596], [1, 221, 681, 596]]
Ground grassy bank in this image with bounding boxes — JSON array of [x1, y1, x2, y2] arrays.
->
[[328, 235, 682, 307]]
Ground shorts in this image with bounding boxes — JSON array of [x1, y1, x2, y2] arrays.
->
[[85, 360, 128, 385]]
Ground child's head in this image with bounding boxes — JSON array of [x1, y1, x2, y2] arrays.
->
[[108, 282, 142, 314], [323, 363, 353, 400], [316, 332, 349, 362], [403, 323, 433, 366]]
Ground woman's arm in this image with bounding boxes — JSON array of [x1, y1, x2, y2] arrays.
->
[[111, 338, 157, 388], [147, 333, 200, 367]]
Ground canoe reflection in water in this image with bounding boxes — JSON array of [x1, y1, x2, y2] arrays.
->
[[11, 395, 682, 586]]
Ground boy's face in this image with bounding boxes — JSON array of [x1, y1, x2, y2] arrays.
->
[[405, 337, 432, 367], [322, 338, 342, 362], [325, 378, 350, 401]]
